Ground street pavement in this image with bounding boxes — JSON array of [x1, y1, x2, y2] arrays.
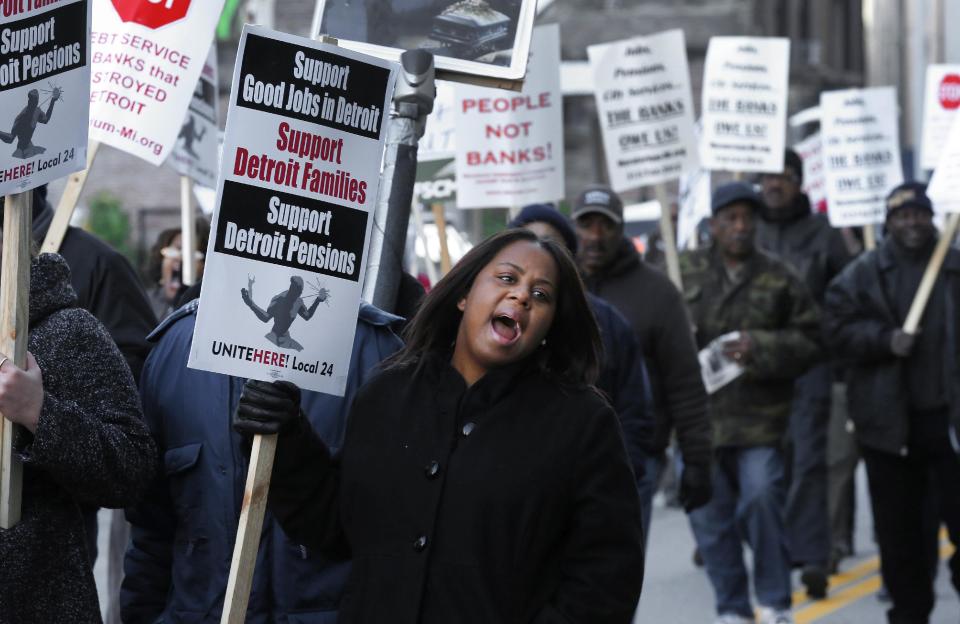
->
[[94, 466, 957, 622], [634, 465, 958, 623]]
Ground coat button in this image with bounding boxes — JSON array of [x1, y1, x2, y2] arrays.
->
[[413, 535, 428, 552], [461, 422, 476, 436], [425, 461, 440, 479]]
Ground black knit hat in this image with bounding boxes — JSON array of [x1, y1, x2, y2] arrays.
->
[[509, 204, 578, 254]]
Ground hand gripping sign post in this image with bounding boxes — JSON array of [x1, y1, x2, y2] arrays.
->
[[588, 30, 699, 289], [699, 37, 790, 175], [820, 87, 904, 249], [0, 0, 91, 529], [454, 23, 564, 210], [187, 26, 396, 621]]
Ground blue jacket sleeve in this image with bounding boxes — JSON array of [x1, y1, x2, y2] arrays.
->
[[610, 321, 656, 479]]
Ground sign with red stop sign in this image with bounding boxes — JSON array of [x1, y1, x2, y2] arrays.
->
[[940, 74, 960, 110], [110, 0, 191, 29], [921, 65, 960, 169]]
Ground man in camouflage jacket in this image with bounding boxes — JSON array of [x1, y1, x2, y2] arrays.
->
[[679, 182, 821, 624]]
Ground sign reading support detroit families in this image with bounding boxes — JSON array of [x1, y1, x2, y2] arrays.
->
[[820, 87, 903, 227], [189, 25, 397, 395], [699, 36, 790, 173], [0, 0, 90, 195], [88, 0, 224, 165], [587, 29, 699, 192]]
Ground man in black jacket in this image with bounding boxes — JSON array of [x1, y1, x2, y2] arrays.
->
[[824, 182, 960, 624], [572, 185, 712, 539], [757, 149, 853, 597]]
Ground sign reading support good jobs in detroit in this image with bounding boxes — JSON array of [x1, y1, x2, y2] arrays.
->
[[189, 25, 397, 396], [0, 0, 90, 196]]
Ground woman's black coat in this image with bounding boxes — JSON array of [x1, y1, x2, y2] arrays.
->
[[268, 354, 645, 624]]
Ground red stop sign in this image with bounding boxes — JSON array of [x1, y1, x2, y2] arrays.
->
[[111, 0, 191, 29], [940, 74, 960, 110]]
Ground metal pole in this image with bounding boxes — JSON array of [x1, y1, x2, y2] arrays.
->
[[363, 50, 436, 311]]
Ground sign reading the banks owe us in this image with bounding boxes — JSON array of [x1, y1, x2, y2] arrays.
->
[[699, 36, 790, 173], [820, 87, 903, 227], [0, 0, 90, 196], [189, 25, 397, 395], [588, 29, 699, 192]]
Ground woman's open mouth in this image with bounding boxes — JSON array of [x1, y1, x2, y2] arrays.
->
[[490, 313, 522, 346]]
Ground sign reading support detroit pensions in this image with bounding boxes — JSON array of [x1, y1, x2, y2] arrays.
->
[[0, 0, 90, 196], [189, 25, 397, 396]]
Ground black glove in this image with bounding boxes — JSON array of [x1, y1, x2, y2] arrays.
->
[[890, 329, 916, 357], [678, 463, 712, 513], [233, 380, 303, 436]]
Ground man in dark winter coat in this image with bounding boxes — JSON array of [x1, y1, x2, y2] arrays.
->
[[572, 185, 712, 537], [823, 182, 960, 624], [681, 182, 821, 624], [508, 204, 656, 514], [121, 296, 402, 623], [757, 149, 853, 597]]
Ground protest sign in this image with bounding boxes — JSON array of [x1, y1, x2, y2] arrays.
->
[[167, 45, 218, 188], [455, 23, 562, 209], [927, 116, 960, 214], [793, 132, 827, 213], [89, 0, 224, 165], [419, 81, 456, 158], [312, 0, 537, 82], [587, 29, 699, 192], [189, 26, 397, 396], [415, 156, 457, 206], [820, 87, 903, 228], [677, 166, 711, 250], [920, 64, 960, 171], [699, 36, 790, 173], [0, 0, 90, 196]]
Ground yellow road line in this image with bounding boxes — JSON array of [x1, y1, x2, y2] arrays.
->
[[796, 540, 955, 623], [791, 556, 880, 609]]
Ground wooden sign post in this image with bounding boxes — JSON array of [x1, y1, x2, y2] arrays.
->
[[902, 212, 960, 334], [431, 203, 453, 276], [654, 184, 683, 291], [41, 141, 101, 254], [180, 176, 197, 286], [0, 191, 33, 529], [863, 225, 877, 251]]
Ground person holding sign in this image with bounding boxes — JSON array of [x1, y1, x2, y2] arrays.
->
[[0, 252, 157, 623], [823, 182, 960, 624], [233, 229, 645, 623], [756, 148, 854, 598], [680, 183, 821, 624], [121, 293, 402, 623]]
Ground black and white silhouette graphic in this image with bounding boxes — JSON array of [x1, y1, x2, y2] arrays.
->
[[241, 273, 330, 351], [0, 86, 61, 159], [176, 114, 207, 160]]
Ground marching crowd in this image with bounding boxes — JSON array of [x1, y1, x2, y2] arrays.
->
[[0, 146, 958, 624]]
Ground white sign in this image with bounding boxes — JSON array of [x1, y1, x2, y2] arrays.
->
[[793, 132, 827, 213], [677, 166, 711, 250], [927, 116, 960, 214], [455, 24, 564, 209], [0, 0, 90, 196], [89, 0, 224, 165], [699, 332, 746, 395], [623, 200, 662, 222], [419, 81, 456, 159], [588, 29, 699, 192], [920, 64, 960, 171], [700, 36, 790, 173], [820, 87, 903, 227], [167, 45, 218, 188], [189, 26, 397, 395]]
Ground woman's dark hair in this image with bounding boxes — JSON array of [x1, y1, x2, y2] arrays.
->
[[390, 228, 602, 386], [143, 220, 212, 284]]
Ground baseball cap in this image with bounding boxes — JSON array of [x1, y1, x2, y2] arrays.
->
[[711, 182, 766, 215], [571, 185, 623, 224], [885, 182, 933, 216]]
